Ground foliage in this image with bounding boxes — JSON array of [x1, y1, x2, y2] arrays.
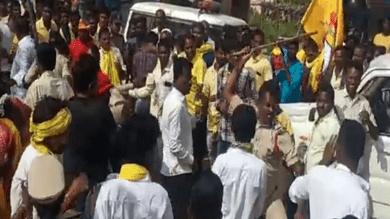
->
[[248, 9, 301, 46]]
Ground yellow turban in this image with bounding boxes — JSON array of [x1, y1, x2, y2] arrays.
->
[[29, 108, 72, 155]]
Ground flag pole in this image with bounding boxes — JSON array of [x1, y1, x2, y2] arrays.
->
[[231, 31, 318, 56]]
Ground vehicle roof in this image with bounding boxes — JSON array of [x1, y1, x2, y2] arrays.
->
[[129, 2, 247, 27], [358, 54, 390, 93]]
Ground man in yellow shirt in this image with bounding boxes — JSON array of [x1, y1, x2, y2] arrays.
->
[[36, 5, 58, 43], [202, 40, 227, 162], [245, 28, 273, 91], [374, 17, 390, 53], [183, 34, 208, 170]]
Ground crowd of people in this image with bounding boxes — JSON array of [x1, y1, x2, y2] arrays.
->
[[0, 0, 387, 218]]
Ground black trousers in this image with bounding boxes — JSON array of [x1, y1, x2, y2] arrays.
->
[[192, 117, 207, 160], [161, 173, 193, 219]]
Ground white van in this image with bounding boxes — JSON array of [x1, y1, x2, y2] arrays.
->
[[124, 2, 248, 41], [280, 54, 390, 219]]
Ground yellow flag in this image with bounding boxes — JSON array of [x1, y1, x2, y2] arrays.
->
[[301, 0, 344, 49]]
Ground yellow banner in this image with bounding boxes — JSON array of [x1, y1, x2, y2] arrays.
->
[[301, 0, 344, 49]]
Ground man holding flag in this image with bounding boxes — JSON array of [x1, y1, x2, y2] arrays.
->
[[300, 0, 345, 101]]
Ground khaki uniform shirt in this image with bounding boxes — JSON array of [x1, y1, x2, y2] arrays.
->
[[25, 71, 74, 109], [252, 117, 297, 208], [25, 51, 71, 85], [229, 95, 297, 208]]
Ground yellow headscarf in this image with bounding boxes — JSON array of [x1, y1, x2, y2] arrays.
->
[[29, 108, 72, 155], [118, 164, 148, 181], [100, 48, 121, 86]]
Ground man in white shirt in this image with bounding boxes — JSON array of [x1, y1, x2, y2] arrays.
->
[[127, 41, 173, 119], [94, 115, 173, 219], [9, 18, 36, 98], [160, 57, 193, 219], [289, 120, 370, 219], [306, 82, 341, 172], [213, 104, 267, 219]]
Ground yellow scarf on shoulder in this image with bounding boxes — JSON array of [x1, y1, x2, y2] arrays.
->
[[306, 50, 325, 93], [275, 113, 294, 135], [101, 48, 121, 86], [118, 164, 148, 181], [29, 108, 72, 155]]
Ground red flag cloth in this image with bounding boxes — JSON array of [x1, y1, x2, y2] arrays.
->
[[97, 70, 113, 96]]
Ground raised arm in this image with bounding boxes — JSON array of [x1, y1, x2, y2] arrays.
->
[[224, 52, 252, 105]]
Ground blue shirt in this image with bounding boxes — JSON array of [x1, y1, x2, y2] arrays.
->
[[276, 48, 304, 103]]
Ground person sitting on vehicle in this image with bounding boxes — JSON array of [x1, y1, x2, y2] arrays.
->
[[289, 120, 370, 219], [306, 82, 341, 172], [276, 40, 305, 103], [335, 61, 379, 141], [302, 37, 325, 102], [352, 44, 367, 72], [322, 46, 347, 91], [244, 28, 273, 92], [335, 61, 379, 181], [374, 17, 390, 53]]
